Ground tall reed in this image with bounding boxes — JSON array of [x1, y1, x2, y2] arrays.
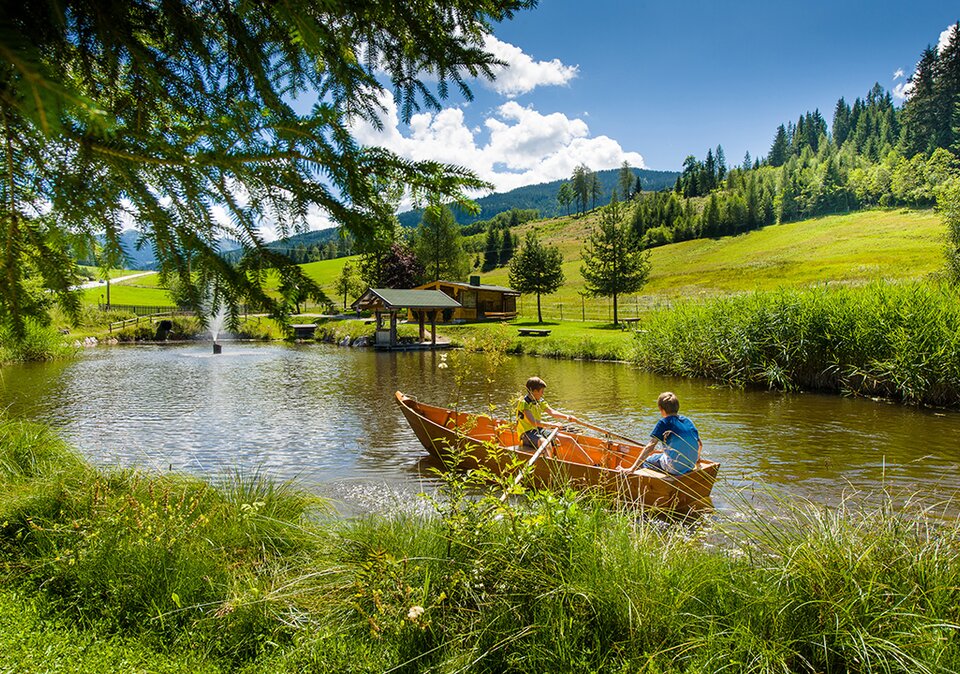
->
[[631, 281, 960, 407], [0, 319, 75, 363]]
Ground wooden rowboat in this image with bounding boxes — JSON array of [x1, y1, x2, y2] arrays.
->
[[395, 391, 719, 511]]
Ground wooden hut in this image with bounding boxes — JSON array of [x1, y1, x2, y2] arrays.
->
[[351, 288, 461, 350], [415, 276, 518, 321]]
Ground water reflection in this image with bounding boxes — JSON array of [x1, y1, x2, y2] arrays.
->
[[2, 343, 959, 512]]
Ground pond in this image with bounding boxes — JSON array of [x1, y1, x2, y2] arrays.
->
[[3, 343, 960, 514]]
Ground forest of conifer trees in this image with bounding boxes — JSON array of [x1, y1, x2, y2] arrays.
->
[[627, 21, 960, 250]]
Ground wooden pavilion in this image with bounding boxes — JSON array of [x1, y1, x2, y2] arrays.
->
[[351, 288, 461, 350]]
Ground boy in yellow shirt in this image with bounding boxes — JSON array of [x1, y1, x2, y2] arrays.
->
[[516, 376, 578, 450]]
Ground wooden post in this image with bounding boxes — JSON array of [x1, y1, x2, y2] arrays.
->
[[375, 311, 383, 330], [431, 310, 437, 346], [390, 311, 397, 347], [418, 311, 425, 342]]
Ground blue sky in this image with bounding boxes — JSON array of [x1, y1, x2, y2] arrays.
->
[[347, 0, 957, 203]]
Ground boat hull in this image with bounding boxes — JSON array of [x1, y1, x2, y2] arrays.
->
[[395, 391, 718, 511]]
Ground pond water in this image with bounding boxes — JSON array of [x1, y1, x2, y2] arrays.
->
[[3, 343, 960, 514]]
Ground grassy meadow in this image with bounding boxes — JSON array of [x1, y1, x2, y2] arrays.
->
[[2, 416, 959, 673], [480, 207, 944, 308], [74, 208, 944, 316]]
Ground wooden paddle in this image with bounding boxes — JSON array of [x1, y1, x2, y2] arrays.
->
[[501, 427, 559, 501], [548, 417, 646, 447]]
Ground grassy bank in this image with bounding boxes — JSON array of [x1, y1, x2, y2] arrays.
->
[[632, 281, 960, 407], [2, 418, 960, 672], [0, 319, 76, 364]]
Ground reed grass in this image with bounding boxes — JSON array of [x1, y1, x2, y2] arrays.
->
[[631, 281, 960, 407], [2, 417, 960, 672], [0, 319, 76, 363]]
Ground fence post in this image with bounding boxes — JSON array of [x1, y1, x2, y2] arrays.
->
[[559, 303, 563, 321]]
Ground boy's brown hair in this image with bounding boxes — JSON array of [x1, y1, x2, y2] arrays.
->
[[526, 376, 546, 392], [657, 391, 680, 415]]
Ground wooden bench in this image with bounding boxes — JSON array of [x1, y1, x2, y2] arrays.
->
[[620, 317, 642, 330], [518, 328, 551, 337]]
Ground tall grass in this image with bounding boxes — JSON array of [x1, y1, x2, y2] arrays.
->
[[631, 281, 960, 407], [3, 418, 960, 671], [0, 318, 75, 363]]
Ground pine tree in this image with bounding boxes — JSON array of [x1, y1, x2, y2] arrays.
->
[[557, 182, 574, 216], [482, 225, 502, 271], [414, 204, 469, 282], [571, 165, 591, 215], [499, 229, 516, 266], [716, 145, 727, 182], [618, 161, 635, 201], [934, 22, 960, 151], [580, 195, 650, 325], [833, 98, 852, 147], [0, 0, 526, 336], [769, 125, 790, 167], [508, 232, 565, 324]]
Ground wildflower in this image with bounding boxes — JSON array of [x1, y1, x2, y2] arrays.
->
[[407, 605, 425, 621]]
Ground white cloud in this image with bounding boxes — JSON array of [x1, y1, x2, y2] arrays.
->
[[892, 80, 912, 101], [893, 68, 904, 80], [482, 35, 578, 97], [350, 91, 646, 199], [938, 24, 956, 54]]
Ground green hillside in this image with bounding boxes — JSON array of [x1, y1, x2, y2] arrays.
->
[[82, 209, 945, 314], [396, 167, 680, 228], [476, 208, 944, 306]]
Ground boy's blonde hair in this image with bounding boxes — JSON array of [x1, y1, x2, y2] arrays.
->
[[526, 376, 546, 392], [657, 391, 680, 415]]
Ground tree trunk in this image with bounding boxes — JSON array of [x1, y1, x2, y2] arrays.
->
[[537, 293, 542, 324], [612, 293, 618, 326]]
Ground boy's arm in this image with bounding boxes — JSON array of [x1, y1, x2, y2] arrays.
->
[[545, 405, 578, 423], [637, 438, 659, 462]]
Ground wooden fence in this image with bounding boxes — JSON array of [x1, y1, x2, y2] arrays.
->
[[515, 295, 671, 323]]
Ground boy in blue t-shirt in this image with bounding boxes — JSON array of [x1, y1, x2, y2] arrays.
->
[[636, 392, 702, 475]]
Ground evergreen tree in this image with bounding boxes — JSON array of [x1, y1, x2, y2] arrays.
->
[[742, 151, 752, 171], [704, 149, 717, 192], [833, 97, 852, 147], [508, 232, 565, 323], [414, 204, 469, 282], [580, 195, 651, 325], [590, 171, 603, 210], [716, 145, 727, 182], [482, 225, 502, 271], [571, 164, 591, 215], [0, 0, 524, 335], [618, 161, 635, 201], [499, 229, 517, 266], [934, 23, 960, 151], [701, 193, 722, 236], [899, 47, 939, 156], [557, 182, 574, 216], [769, 125, 790, 167]]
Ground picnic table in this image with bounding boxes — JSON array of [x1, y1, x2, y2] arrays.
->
[[517, 328, 551, 337]]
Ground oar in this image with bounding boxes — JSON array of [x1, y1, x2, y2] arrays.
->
[[564, 417, 646, 447], [500, 427, 559, 501]]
